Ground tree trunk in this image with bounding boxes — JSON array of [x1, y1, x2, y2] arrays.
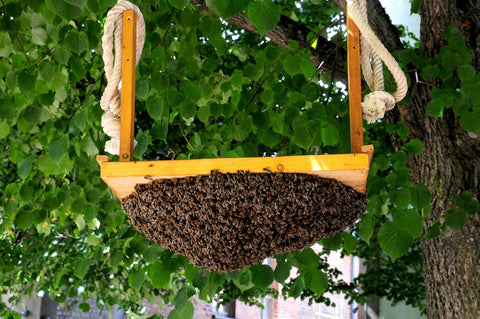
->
[[396, 1, 480, 318]]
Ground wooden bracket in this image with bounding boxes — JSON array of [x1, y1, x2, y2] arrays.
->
[[119, 10, 137, 162], [347, 6, 364, 154]]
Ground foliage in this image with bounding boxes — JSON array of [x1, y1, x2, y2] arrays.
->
[[3, 0, 478, 318]]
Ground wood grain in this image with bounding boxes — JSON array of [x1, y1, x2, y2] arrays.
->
[[119, 10, 136, 162], [347, 8, 364, 153]]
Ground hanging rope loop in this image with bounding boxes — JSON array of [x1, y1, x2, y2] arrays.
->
[[347, 0, 408, 123], [100, 0, 145, 155]]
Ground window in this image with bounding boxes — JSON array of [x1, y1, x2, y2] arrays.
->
[[212, 298, 235, 319]]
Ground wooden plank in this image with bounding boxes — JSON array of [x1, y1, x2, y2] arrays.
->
[[361, 144, 374, 164], [119, 10, 136, 161], [347, 6, 364, 153], [99, 153, 371, 199]]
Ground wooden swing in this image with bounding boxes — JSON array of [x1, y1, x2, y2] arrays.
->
[[96, 9, 374, 201]]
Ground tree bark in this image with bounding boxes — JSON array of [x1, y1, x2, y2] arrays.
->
[[397, 1, 480, 318]]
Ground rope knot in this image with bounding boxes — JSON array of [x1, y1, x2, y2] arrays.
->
[[362, 91, 396, 124]]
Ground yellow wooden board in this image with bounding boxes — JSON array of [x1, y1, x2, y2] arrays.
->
[[98, 149, 372, 200]]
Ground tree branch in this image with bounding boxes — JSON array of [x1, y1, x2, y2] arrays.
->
[[194, 0, 349, 84]]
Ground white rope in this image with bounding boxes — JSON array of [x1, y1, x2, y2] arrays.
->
[[100, 0, 145, 155], [348, 0, 408, 123]]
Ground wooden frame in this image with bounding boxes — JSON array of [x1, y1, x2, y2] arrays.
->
[[97, 8, 373, 200]]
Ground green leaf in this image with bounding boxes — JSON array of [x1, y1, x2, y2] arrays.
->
[[147, 98, 164, 121], [50, 0, 85, 19], [289, 275, 305, 298], [32, 27, 47, 45], [65, 30, 88, 54], [79, 303, 90, 313], [410, 183, 432, 210], [180, 101, 197, 120], [136, 78, 150, 100], [424, 222, 441, 241], [15, 210, 34, 229], [168, 301, 194, 319], [378, 222, 414, 261], [75, 214, 86, 230], [321, 123, 339, 145], [129, 268, 146, 291], [134, 130, 149, 158], [199, 15, 225, 52], [73, 258, 91, 280], [19, 184, 34, 202], [283, 55, 302, 77], [301, 55, 316, 79], [458, 64, 476, 82], [49, 135, 69, 162], [274, 261, 291, 284], [246, 1, 280, 36], [292, 126, 313, 149], [0, 120, 10, 139], [305, 269, 328, 295], [0, 33, 13, 57], [143, 246, 162, 263], [459, 110, 480, 134], [53, 45, 70, 65], [250, 264, 274, 290], [148, 262, 170, 288], [18, 155, 35, 179], [168, 0, 189, 9], [392, 187, 411, 209], [231, 69, 243, 88], [426, 99, 443, 118], [295, 248, 319, 268], [410, 0, 419, 13], [174, 287, 188, 311], [342, 233, 358, 254], [231, 269, 254, 292], [393, 209, 424, 239], [456, 191, 480, 215], [212, 0, 249, 18], [17, 71, 37, 92], [321, 232, 343, 250], [73, 110, 87, 131], [405, 138, 423, 155], [445, 208, 468, 231]]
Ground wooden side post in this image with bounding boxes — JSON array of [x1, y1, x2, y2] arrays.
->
[[347, 5, 364, 153], [120, 10, 137, 162]]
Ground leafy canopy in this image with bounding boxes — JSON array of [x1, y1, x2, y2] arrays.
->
[[1, 0, 479, 318]]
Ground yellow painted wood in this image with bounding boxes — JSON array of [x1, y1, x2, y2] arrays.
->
[[99, 153, 371, 199], [347, 7, 364, 153], [119, 10, 136, 161]]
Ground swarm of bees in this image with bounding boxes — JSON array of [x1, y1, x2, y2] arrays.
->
[[122, 170, 366, 272]]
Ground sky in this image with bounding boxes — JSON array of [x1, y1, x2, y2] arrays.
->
[[379, 0, 420, 42]]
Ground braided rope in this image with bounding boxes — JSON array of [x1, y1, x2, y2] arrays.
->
[[348, 0, 408, 123], [100, 0, 145, 155]]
